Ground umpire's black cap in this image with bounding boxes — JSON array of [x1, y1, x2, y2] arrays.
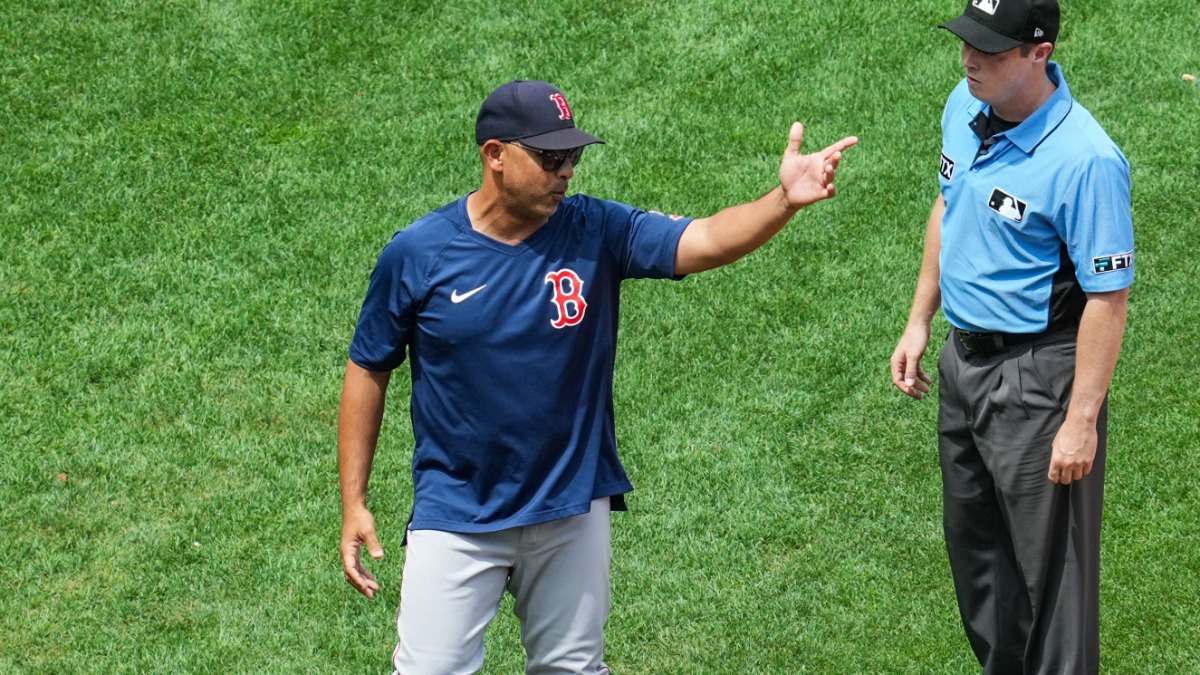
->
[[475, 80, 604, 151], [940, 0, 1060, 54]]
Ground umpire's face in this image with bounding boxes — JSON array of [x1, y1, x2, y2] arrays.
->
[[960, 41, 1053, 112]]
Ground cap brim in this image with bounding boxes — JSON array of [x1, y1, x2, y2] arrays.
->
[[939, 15, 1023, 54], [518, 127, 604, 150]]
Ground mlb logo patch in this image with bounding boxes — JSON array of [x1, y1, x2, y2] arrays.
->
[[1093, 251, 1133, 274], [972, 0, 999, 15], [940, 152, 955, 181], [987, 188, 1027, 222]]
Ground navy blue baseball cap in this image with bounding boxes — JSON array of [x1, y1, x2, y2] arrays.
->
[[940, 0, 1060, 54], [475, 80, 604, 151]]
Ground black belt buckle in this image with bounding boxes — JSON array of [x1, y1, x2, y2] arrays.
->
[[955, 329, 1039, 355], [956, 330, 1001, 355]]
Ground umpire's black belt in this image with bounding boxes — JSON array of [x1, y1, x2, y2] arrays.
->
[[954, 328, 1042, 355]]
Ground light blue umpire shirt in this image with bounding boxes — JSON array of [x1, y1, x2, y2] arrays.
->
[[937, 61, 1134, 334]]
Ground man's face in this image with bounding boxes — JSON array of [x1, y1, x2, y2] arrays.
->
[[500, 142, 577, 221], [960, 42, 1033, 107]]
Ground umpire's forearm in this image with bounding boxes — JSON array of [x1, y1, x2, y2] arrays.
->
[[906, 195, 945, 328], [1066, 289, 1129, 425], [338, 360, 391, 510]]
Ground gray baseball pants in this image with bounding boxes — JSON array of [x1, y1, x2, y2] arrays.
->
[[392, 498, 613, 675]]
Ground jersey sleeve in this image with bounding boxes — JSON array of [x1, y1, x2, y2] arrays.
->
[[590, 198, 693, 279], [347, 236, 419, 371], [1056, 152, 1135, 293]]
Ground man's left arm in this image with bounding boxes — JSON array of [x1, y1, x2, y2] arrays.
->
[[674, 123, 857, 275], [1048, 288, 1129, 485]]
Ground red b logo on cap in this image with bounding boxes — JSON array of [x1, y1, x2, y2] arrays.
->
[[549, 93, 572, 120]]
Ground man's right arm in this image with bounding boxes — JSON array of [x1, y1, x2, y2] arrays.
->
[[890, 195, 945, 400], [673, 123, 857, 275], [338, 359, 392, 598]]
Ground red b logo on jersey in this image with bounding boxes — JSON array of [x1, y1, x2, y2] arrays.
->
[[549, 93, 572, 120], [545, 269, 587, 329]]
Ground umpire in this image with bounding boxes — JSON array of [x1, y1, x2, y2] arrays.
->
[[890, 0, 1133, 673]]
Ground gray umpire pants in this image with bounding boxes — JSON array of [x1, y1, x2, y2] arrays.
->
[[937, 330, 1105, 675]]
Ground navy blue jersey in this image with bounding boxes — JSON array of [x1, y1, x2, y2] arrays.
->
[[350, 194, 692, 533]]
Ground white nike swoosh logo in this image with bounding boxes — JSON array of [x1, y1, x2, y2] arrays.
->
[[450, 284, 487, 303]]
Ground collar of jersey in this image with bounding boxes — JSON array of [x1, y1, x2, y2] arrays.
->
[[964, 61, 1074, 156], [454, 193, 567, 255]]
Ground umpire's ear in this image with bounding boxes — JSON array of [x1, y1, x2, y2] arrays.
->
[[1031, 41, 1055, 64]]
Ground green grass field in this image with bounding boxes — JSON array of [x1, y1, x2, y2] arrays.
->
[[2, 0, 1198, 672]]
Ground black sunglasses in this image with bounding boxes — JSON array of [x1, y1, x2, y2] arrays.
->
[[507, 142, 585, 172]]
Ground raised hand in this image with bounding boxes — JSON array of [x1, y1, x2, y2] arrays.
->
[[778, 122, 858, 209]]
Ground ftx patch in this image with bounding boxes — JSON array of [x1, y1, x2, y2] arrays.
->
[[1094, 251, 1133, 274]]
